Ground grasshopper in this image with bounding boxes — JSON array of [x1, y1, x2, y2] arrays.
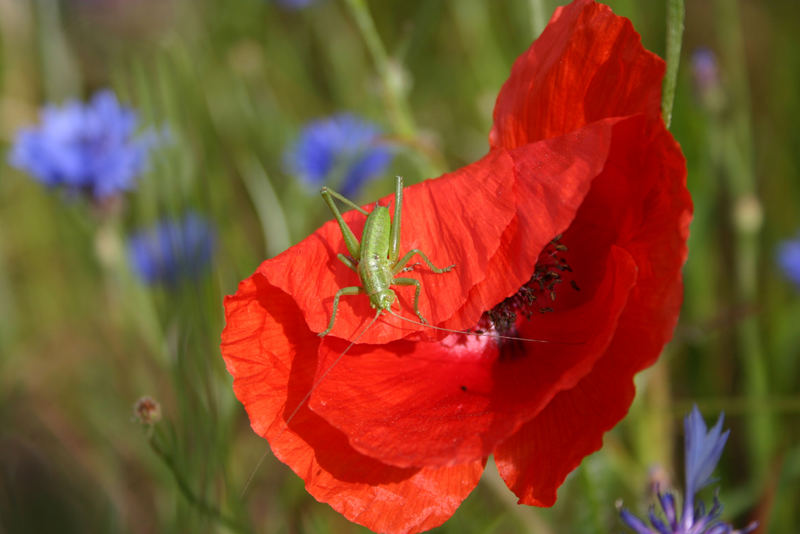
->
[[318, 175, 454, 337]]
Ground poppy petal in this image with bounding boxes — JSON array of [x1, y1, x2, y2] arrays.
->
[[443, 119, 618, 331], [257, 123, 617, 346], [309, 245, 636, 468], [222, 0, 692, 526], [221, 276, 485, 534], [490, 0, 664, 147], [494, 116, 690, 506], [259, 149, 518, 345]]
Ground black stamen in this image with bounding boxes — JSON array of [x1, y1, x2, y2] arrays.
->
[[480, 236, 578, 336]]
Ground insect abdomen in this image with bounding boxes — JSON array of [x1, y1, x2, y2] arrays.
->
[[359, 206, 394, 306], [361, 205, 391, 257], [359, 254, 393, 296]]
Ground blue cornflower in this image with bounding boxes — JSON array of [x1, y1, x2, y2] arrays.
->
[[691, 48, 724, 112], [777, 233, 800, 289], [619, 406, 757, 534], [274, 0, 317, 8], [8, 90, 154, 200], [285, 113, 392, 198], [691, 48, 720, 94], [127, 213, 215, 286]]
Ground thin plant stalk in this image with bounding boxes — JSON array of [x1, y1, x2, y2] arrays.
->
[[148, 426, 250, 534], [529, 0, 548, 39], [662, 0, 685, 128], [33, 0, 80, 100], [342, 0, 415, 137], [482, 460, 555, 534], [713, 0, 772, 484], [236, 154, 291, 258], [341, 0, 444, 177]]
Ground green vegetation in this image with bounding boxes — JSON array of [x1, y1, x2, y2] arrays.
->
[[0, 1, 798, 532]]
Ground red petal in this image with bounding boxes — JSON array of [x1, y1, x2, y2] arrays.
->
[[253, 124, 616, 346], [222, 0, 693, 523], [221, 276, 485, 533], [444, 119, 617, 331], [258, 150, 517, 344], [495, 115, 691, 505], [493, 341, 636, 507], [309, 246, 637, 468], [490, 0, 664, 147], [291, 442, 485, 534]]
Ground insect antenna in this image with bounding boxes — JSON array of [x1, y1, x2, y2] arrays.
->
[[385, 308, 583, 345], [240, 308, 383, 497]]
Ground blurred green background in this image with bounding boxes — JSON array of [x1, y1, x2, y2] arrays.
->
[[0, 0, 798, 532]]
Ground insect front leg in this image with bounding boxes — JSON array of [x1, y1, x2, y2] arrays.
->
[[392, 249, 455, 276], [392, 277, 427, 323], [320, 186, 369, 258], [337, 253, 358, 272], [319, 286, 364, 337]]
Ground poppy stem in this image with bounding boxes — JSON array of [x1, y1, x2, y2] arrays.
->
[[528, 0, 548, 39], [342, 0, 445, 176], [342, 0, 414, 136], [662, 0, 685, 128]]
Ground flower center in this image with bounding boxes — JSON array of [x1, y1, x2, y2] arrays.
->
[[477, 235, 579, 337]]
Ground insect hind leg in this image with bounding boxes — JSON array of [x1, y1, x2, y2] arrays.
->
[[319, 286, 363, 337], [320, 186, 368, 258], [337, 253, 358, 272], [392, 277, 427, 323], [392, 249, 455, 276], [388, 176, 403, 263]]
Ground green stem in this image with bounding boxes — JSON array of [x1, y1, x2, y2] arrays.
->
[[34, 0, 80, 100], [528, 0, 548, 39], [634, 360, 673, 478], [236, 154, 291, 258], [149, 429, 249, 533], [0, 225, 15, 369], [482, 460, 555, 534], [342, 0, 444, 177], [662, 0, 685, 128], [578, 466, 604, 534], [342, 0, 414, 137]]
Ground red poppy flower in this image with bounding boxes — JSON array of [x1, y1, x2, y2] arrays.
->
[[221, 1, 691, 532]]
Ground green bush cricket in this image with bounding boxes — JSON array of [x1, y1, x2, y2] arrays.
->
[[318, 175, 454, 337]]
